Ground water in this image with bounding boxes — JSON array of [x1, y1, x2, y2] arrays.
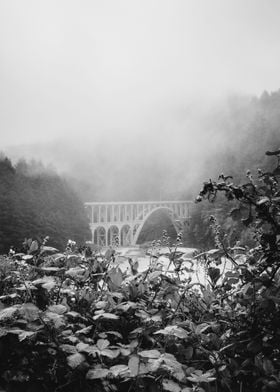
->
[[112, 246, 237, 288], [112, 246, 207, 285]]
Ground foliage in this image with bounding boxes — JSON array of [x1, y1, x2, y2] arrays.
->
[[0, 232, 219, 392], [194, 149, 280, 391], [0, 151, 280, 391]]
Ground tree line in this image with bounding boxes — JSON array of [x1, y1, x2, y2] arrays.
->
[[0, 156, 90, 253]]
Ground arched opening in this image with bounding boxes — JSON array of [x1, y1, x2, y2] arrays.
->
[[94, 226, 106, 247], [134, 208, 178, 245], [107, 225, 119, 246], [120, 225, 131, 246]]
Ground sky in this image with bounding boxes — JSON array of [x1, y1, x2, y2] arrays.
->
[[0, 0, 280, 148]]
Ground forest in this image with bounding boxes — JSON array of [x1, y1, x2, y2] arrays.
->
[[184, 89, 280, 250], [0, 157, 90, 253]]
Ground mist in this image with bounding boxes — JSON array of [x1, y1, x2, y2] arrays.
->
[[1, 0, 280, 201]]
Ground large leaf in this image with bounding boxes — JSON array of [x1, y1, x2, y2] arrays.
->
[[60, 344, 77, 354], [29, 240, 39, 254], [44, 311, 65, 329], [148, 271, 162, 281], [39, 267, 62, 274], [138, 349, 161, 359], [67, 353, 86, 369], [0, 293, 19, 301], [187, 370, 216, 383], [32, 276, 56, 290], [154, 326, 189, 339], [95, 301, 107, 309], [195, 323, 211, 334], [9, 329, 37, 341], [0, 305, 20, 322], [147, 358, 162, 372], [102, 330, 123, 339], [16, 281, 37, 291], [93, 312, 119, 320], [257, 197, 270, 206], [19, 303, 40, 322], [109, 364, 129, 377], [162, 379, 181, 392], [75, 326, 93, 335], [66, 311, 85, 320], [116, 302, 137, 311], [48, 304, 67, 315], [76, 342, 90, 352], [66, 267, 88, 281], [105, 248, 115, 261], [208, 267, 220, 284], [108, 267, 123, 288], [101, 348, 120, 359], [0, 327, 8, 337], [86, 368, 109, 379], [96, 339, 110, 351], [128, 355, 140, 376], [206, 249, 224, 257], [40, 246, 59, 255], [162, 353, 183, 370], [263, 358, 275, 374], [22, 255, 34, 261]]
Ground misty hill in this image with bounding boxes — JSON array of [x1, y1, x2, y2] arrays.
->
[[0, 157, 90, 253], [2, 90, 280, 251], [184, 90, 280, 249], [4, 90, 280, 205]]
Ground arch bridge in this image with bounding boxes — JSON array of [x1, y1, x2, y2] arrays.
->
[[84, 200, 192, 247]]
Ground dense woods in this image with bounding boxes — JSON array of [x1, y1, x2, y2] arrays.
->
[[184, 89, 280, 249], [0, 157, 90, 253]]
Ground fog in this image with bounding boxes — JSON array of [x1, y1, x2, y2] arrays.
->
[[1, 0, 280, 201]]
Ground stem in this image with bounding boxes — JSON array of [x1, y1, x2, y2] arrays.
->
[[22, 278, 33, 302], [56, 275, 65, 304]]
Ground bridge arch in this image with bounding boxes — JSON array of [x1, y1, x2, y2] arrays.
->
[[132, 207, 180, 245], [94, 226, 106, 247], [107, 225, 119, 246], [120, 224, 131, 246]]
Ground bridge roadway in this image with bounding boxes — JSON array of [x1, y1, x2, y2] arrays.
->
[[84, 200, 192, 247]]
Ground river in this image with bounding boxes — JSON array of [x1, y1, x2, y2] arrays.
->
[[110, 246, 230, 287]]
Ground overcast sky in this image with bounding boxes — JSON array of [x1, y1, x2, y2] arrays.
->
[[0, 0, 280, 147]]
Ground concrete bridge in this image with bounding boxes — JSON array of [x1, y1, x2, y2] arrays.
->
[[84, 200, 192, 247]]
